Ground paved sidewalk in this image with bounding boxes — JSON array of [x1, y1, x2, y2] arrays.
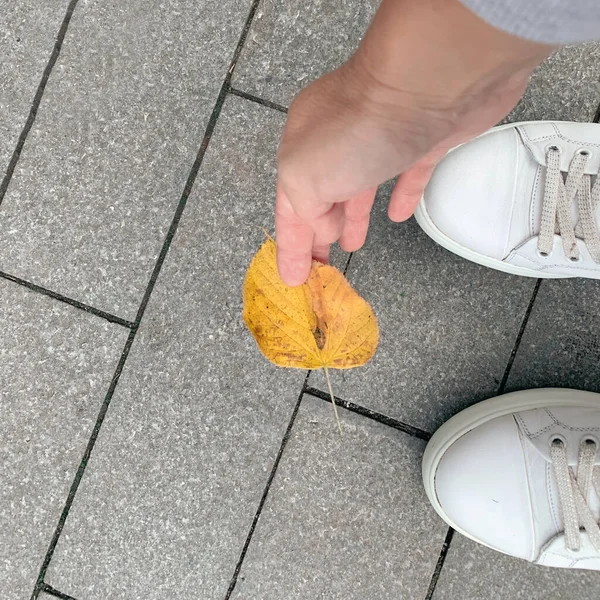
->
[[2, 1, 600, 599]]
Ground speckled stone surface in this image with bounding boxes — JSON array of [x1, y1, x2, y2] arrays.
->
[[309, 187, 536, 433], [508, 44, 600, 123], [0, 0, 251, 320], [0, 0, 69, 178], [306, 41, 600, 433], [232, 0, 378, 106], [0, 277, 127, 600], [234, 2, 600, 119], [431, 534, 600, 600], [506, 279, 600, 393], [230, 395, 447, 600], [44, 98, 307, 600]]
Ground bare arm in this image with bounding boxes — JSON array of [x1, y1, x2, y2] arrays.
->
[[275, 0, 554, 285]]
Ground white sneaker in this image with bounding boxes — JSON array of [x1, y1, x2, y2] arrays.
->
[[415, 121, 600, 278], [422, 389, 600, 570]]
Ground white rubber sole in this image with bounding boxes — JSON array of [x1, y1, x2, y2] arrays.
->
[[422, 388, 600, 554], [414, 120, 575, 280]]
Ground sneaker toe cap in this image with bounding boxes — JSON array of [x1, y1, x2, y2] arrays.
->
[[433, 414, 536, 560], [423, 129, 521, 260]]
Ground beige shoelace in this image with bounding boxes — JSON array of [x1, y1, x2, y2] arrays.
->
[[550, 437, 600, 552], [538, 147, 600, 262]]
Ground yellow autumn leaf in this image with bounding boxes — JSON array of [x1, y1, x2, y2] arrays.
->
[[243, 237, 379, 370]]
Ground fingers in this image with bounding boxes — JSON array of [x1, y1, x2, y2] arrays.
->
[[275, 185, 314, 286], [308, 202, 345, 245], [275, 180, 346, 285], [388, 156, 438, 223], [311, 236, 331, 265], [339, 187, 377, 252], [276, 184, 376, 284]]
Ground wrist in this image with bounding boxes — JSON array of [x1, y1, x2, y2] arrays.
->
[[349, 0, 554, 111]]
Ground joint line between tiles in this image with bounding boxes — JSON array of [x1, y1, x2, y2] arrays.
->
[[342, 251, 353, 276], [421, 278, 541, 596], [0, 270, 134, 329], [423, 527, 455, 600], [224, 371, 310, 599], [497, 278, 542, 395], [30, 1, 264, 597], [30, 328, 135, 600], [227, 87, 288, 114], [304, 386, 432, 441], [0, 0, 80, 207], [40, 583, 80, 600]]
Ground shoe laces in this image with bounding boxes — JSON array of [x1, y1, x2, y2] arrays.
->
[[550, 437, 600, 552], [538, 147, 600, 263]]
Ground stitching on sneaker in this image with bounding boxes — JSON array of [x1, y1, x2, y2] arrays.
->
[[527, 423, 556, 439], [513, 249, 600, 273], [519, 125, 557, 143], [520, 124, 600, 147], [546, 409, 600, 432], [530, 164, 543, 236], [515, 413, 534, 437], [513, 251, 542, 266]]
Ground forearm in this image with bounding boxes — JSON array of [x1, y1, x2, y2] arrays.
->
[[351, 0, 554, 109]]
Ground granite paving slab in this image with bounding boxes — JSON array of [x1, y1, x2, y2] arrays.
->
[[0, 0, 252, 320], [0, 0, 69, 178], [309, 188, 536, 433], [234, 0, 600, 121], [1, 277, 127, 600], [230, 395, 447, 600], [44, 97, 307, 600], [508, 44, 600, 123], [506, 278, 600, 393], [431, 534, 600, 600], [233, 0, 378, 106]]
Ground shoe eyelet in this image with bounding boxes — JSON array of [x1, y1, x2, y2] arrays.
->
[[583, 435, 599, 447], [537, 248, 551, 259], [569, 255, 582, 263], [549, 434, 567, 448], [546, 144, 561, 154], [576, 148, 592, 158]]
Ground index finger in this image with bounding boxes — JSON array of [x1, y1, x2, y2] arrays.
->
[[275, 184, 314, 286]]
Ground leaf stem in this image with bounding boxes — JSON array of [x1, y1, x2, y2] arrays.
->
[[323, 366, 343, 439]]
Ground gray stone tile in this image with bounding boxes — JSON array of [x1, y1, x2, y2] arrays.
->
[[0, 0, 252, 320], [0, 277, 127, 600], [309, 186, 536, 432], [44, 98, 307, 600], [506, 279, 600, 393], [0, 1, 69, 178], [306, 44, 600, 432], [230, 395, 446, 600], [234, 1, 600, 119], [431, 534, 600, 600], [232, 0, 378, 106], [508, 44, 600, 123]]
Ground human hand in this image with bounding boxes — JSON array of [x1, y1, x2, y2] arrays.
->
[[275, 0, 553, 285]]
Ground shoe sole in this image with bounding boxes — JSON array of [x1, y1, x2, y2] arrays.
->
[[422, 388, 600, 554], [414, 120, 576, 280]]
